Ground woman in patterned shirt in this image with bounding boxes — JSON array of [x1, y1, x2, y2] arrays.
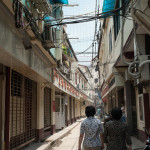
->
[[78, 106, 104, 150], [104, 107, 132, 150]]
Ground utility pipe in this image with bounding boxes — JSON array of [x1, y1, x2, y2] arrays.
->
[[128, 61, 140, 77], [120, 17, 131, 65], [120, 17, 140, 77], [139, 60, 150, 68]]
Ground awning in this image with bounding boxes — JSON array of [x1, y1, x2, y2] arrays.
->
[[50, 0, 68, 4], [102, 0, 115, 13]]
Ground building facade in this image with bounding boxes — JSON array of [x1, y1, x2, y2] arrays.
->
[[98, 0, 150, 142], [0, 0, 94, 149]]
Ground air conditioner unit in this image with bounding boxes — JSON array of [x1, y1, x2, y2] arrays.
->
[[42, 26, 56, 50], [139, 55, 150, 81], [124, 70, 132, 82]]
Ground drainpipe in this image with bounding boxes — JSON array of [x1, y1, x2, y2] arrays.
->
[[127, 20, 140, 78], [120, 17, 131, 65], [120, 17, 140, 78]]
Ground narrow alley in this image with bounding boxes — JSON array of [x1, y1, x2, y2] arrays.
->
[[50, 119, 145, 150], [0, 0, 150, 150], [50, 121, 81, 150]]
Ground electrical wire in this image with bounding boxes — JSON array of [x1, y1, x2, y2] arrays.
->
[[50, 2, 129, 27], [76, 44, 93, 55]]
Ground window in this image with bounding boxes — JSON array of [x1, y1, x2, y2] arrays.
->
[[109, 30, 112, 54], [113, 1, 121, 40]]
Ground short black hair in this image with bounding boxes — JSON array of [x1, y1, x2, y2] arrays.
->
[[85, 106, 96, 117], [111, 107, 122, 120]]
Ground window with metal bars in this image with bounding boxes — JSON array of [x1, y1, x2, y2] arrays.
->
[[44, 87, 51, 130], [10, 70, 37, 149]]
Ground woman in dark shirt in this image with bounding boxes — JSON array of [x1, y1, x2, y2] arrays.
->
[[104, 108, 132, 150]]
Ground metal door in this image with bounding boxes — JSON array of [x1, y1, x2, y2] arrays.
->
[[44, 87, 51, 130], [55, 96, 65, 129], [10, 71, 37, 149]]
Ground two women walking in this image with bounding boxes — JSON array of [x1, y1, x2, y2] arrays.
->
[[78, 106, 132, 150]]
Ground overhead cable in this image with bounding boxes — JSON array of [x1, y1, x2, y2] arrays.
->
[[50, 1, 129, 27]]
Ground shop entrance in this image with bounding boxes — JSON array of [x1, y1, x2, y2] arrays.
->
[[10, 71, 37, 149], [55, 93, 65, 130]]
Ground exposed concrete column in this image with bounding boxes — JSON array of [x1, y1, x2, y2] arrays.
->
[[37, 83, 44, 141], [51, 88, 55, 134], [124, 81, 133, 135]]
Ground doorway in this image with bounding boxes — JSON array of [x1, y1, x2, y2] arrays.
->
[[55, 94, 65, 130]]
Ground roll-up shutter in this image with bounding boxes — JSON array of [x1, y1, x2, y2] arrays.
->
[[44, 87, 51, 130], [10, 71, 37, 149]]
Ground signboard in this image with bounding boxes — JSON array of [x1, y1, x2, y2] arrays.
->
[[53, 101, 55, 112], [53, 69, 88, 100]]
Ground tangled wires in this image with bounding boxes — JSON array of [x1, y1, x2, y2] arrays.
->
[[12, 0, 43, 41], [13, 0, 24, 28]]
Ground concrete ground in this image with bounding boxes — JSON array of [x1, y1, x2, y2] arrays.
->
[[50, 122, 145, 150], [23, 118, 146, 150]]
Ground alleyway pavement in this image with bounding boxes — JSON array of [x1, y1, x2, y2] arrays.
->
[[23, 118, 146, 150], [50, 121, 146, 150]]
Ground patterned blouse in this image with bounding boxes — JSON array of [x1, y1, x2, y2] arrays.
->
[[80, 117, 103, 147], [104, 120, 132, 150]]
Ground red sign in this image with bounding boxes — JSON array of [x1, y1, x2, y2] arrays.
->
[[102, 85, 108, 97], [53, 101, 55, 112], [53, 69, 88, 100]]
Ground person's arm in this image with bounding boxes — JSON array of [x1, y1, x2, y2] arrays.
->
[[99, 121, 105, 149], [78, 134, 84, 150], [78, 122, 85, 150], [100, 133, 104, 149]]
